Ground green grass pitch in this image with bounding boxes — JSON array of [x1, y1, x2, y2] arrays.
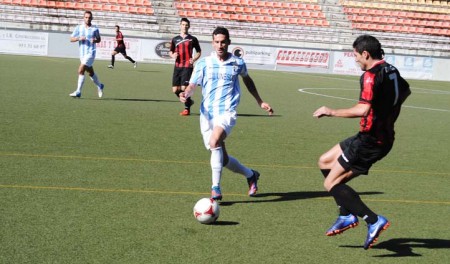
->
[[0, 54, 449, 263]]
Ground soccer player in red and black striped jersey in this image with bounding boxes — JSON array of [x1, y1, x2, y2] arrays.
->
[[169, 18, 201, 116], [313, 35, 411, 250], [107, 25, 136, 69]]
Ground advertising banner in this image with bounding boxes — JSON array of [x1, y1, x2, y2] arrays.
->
[[333, 52, 433, 79], [332, 51, 362, 76], [0, 30, 48, 55], [275, 48, 330, 68], [96, 36, 141, 61], [141, 39, 174, 63], [229, 45, 276, 64], [385, 55, 433, 79]]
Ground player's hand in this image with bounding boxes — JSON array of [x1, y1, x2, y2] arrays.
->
[[261, 102, 274, 116], [313, 106, 331, 118], [179, 92, 187, 103], [172, 52, 178, 59]]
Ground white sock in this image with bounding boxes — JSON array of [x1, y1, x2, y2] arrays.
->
[[76, 75, 85, 93], [210, 147, 223, 188], [90, 73, 102, 88], [225, 156, 253, 178]]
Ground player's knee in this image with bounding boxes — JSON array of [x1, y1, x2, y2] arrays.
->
[[174, 89, 181, 97], [209, 139, 221, 149], [318, 154, 330, 169]]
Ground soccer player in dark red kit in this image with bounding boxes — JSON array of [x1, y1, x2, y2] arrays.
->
[[169, 18, 201, 116], [313, 35, 411, 250], [108, 25, 137, 69]]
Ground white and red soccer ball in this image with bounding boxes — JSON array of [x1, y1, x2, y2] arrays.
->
[[193, 198, 220, 224]]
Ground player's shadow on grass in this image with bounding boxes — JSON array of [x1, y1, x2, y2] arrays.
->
[[340, 238, 450, 257], [238, 113, 281, 117], [102, 98, 179, 103], [220, 191, 382, 206]]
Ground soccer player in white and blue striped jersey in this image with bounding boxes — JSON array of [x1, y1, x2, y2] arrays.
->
[[180, 27, 274, 200], [69, 11, 104, 98]]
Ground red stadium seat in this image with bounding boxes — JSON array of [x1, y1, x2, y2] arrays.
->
[[128, 6, 138, 13], [280, 17, 290, 24], [55, 1, 65, 9], [285, 10, 295, 17], [263, 16, 272, 23], [255, 15, 266, 23], [119, 6, 129, 13], [297, 18, 306, 25], [305, 19, 315, 26], [229, 13, 239, 20], [271, 16, 281, 24]]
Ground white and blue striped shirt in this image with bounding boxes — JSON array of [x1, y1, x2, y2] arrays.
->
[[190, 52, 248, 120], [71, 24, 100, 58]]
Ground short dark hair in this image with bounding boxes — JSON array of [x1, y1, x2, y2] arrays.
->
[[352, 35, 384, 60], [212, 27, 230, 41], [180, 17, 190, 25], [115, 25, 120, 29], [84, 10, 93, 19]]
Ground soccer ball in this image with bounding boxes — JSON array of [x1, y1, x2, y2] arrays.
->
[[193, 198, 220, 224]]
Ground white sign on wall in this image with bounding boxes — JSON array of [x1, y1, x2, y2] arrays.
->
[[275, 48, 330, 68], [229, 45, 276, 64], [333, 52, 434, 79], [0, 30, 48, 55], [385, 55, 433, 79], [332, 51, 362, 76]]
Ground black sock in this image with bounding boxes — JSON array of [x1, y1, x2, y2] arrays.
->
[[126, 56, 135, 63], [321, 169, 330, 178], [329, 184, 378, 224], [185, 97, 192, 110], [111, 55, 115, 66], [174, 90, 181, 98], [321, 169, 350, 215]]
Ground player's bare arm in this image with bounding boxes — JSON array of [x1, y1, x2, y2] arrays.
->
[[70, 36, 84, 42], [313, 103, 370, 118], [242, 75, 274, 115], [191, 51, 202, 64], [169, 51, 178, 59], [179, 83, 196, 103]]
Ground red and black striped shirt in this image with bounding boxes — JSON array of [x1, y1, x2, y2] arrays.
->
[[170, 34, 201, 68], [359, 60, 411, 145], [116, 31, 125, 47]]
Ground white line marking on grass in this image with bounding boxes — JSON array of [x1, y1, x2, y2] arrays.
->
[[412, 88, 450, 95], [0, 184, 217, 197], [1, 184, 449, 205], [1, 152, 449, 176], [299, 88, 450, 112]]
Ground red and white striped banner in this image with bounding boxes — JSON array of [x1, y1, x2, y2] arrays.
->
[[275, 48, 330, 68]]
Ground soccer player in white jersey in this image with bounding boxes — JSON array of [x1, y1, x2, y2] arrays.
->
[[69, 11, 104, 98], [180, 27, 274, 200]]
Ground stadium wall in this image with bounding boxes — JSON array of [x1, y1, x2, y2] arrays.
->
[[1, 29, 449, 82]]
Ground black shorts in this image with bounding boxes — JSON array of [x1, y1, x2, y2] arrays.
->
[[338, 133, 392, 175], [172, 67, 193, 87], [114, 45, 127, 55]]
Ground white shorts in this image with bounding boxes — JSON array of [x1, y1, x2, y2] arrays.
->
[[200, 111, 237, 150], [80, 54, 95, 67]]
